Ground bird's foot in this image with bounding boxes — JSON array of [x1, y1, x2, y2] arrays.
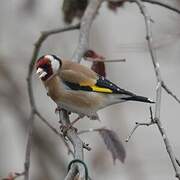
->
[[60, 124, 78, 136], [59, 115, 84, 136], [55, 107, 71, 115], [89, 113, 100, 121], [55, 107, 62, 114]]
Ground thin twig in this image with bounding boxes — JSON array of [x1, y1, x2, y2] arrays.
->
[[35, 110, 74, 155], [176, 158, 180, 167], [126, 121, 154, 142], [126, 107, 154, 142], [25, 24, 79, 180], [110, 0, 180, 14], [162, 81, 180, 104], [141, 0, 180, 14], [24, 112, 35, 180], [134, 0, 180, 179], [41, 24, 80, 37], [78, 127, 106, 135], [85, 58, 126, 63], [35, 111, 62, 136]]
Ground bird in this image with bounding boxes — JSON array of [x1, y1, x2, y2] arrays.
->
[[36, 54, 154, 121]]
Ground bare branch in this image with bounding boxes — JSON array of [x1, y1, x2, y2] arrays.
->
[[85, 58, 126, 63], [72, 0, 104, 62], [24, 112, 35, 180], [162, 81, 180, 104], [58, 110, 86, 179], [134, 0, 180, 179], [108, 0, 180, 15], [126, 107, 154, 142], [35, 110, 74, 155], [141, 0, 180, 14], [64, 166, 78, 180], [78, 127, 105, 135], [176, 158, 180, 167], [125, 121, 154, 142], [35, 111, 62, 136], [41, 24, 80, 37]]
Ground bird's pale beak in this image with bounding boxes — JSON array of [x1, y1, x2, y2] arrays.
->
[[36, 68, 47, 78]]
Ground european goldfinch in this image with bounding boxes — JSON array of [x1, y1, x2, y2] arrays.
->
[[36, 54, 154, 119]]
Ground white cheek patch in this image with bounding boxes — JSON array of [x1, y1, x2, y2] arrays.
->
[[45, 55, 60, 73], [51, 59, 60, 72]]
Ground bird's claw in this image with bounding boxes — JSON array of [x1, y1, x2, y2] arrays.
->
[[55, 107, 62, 114], [55, 107, 71, 115], [60, 124, 78, 136]]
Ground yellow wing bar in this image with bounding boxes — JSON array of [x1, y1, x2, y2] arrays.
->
[[91, 85, 113, 93]]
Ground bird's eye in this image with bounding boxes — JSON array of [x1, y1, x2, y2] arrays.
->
[[42, 64, 50, 70]]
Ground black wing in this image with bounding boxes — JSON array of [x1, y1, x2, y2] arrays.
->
[[63, 76, 135, 95], [63, 76, 154, 103]]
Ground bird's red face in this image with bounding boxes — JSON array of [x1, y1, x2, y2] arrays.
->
[[36, 55, 61, 81]]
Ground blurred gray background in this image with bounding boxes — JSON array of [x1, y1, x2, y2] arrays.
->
[[0, 0, 180, 179]]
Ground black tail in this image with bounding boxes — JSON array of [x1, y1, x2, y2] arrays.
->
[[122, 95, 154, 103]]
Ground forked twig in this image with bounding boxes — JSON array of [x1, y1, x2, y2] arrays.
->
[[126, 107, 154, 142]]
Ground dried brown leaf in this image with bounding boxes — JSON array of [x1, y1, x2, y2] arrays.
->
[[107, 1, 125, 11], [84, 50, 106, 77], [2, 173, 15, 180], [84, 50, 104, 60], [2, 172, 25, 180], [91, 62, 106, 77], [98, 128, 126, 163], [62, 0, 88, 24]]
